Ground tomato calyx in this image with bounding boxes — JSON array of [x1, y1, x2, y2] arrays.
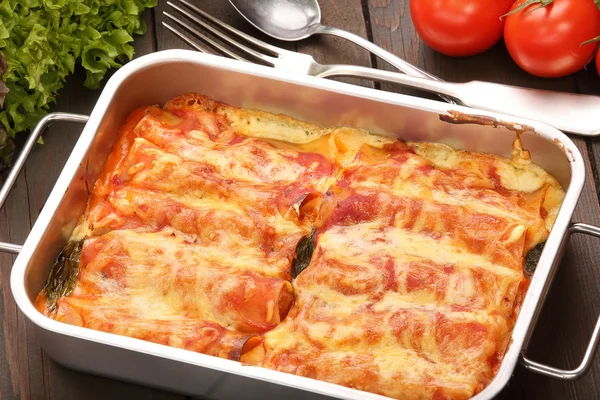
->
[[582, 36, 600, 46], [501, 0, 554, 20], [581, 36, 600, 70]]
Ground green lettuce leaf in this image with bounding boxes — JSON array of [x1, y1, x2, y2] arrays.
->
[[0, 0, 158, 137], [0, 124, 14, 172], [0, 51, 13, 172]]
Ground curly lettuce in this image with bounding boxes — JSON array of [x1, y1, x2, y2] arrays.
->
[[0, 51, 13, 172], [0, 0, 157, 138]]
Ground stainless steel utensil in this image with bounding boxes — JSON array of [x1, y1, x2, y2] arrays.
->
[[163, 0, 600, 137], [0, 113, 90, 255], [228, 0, 443, 83], [3, 49, 600, 400]]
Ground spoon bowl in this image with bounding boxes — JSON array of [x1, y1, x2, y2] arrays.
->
[[229, 0, 322, 41]]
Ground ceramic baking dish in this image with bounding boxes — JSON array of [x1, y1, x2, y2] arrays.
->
[[2, 50, 600, 400]]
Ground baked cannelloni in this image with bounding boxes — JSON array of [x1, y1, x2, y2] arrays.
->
[[36, 93, 565, 400]]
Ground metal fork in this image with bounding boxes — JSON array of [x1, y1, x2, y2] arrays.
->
[[162, 0, 455, 105], [162, 0, 600, 137]]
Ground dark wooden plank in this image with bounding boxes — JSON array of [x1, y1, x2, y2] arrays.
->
[[517, 137, 600, 400], [4, 2, 600, 400], [0, 9, 184, 400], [498, 32, 600, 400], [0, 154, 31, 400], [0, 68, 98, 400], [574, 65, 600, 96], [367, 1, 600, 400]]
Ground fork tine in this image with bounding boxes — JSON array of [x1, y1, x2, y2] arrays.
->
[[162, 22, 214, 55], [166, 1, 275, 65], [163, 14, 249, 62], [177, 0, 283, 57]]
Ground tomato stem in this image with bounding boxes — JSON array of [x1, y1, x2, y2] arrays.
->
[[500, 0, 554, 20], [595, 0, 600, 12], [582, 36, 600, 46]]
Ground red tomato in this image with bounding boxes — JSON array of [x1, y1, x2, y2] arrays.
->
[[504, 0, 600, 78], [410, 0, 514, 57]]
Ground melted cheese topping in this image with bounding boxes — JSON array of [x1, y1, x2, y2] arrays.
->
[[36, 93, 565, 400]]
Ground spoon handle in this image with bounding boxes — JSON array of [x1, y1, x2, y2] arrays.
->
[[317, 64, 600, 136], [313, 24, 454, 103]]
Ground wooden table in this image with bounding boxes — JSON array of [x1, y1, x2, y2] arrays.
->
[[1, 2, 600, 399]]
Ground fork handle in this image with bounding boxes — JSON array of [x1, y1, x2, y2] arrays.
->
[[317, 64, 461, 100], [313, 24, 454, 103]]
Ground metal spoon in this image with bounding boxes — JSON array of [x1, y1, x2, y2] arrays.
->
[[228, 0, 445, 85]]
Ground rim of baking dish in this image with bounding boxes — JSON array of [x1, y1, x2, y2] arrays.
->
[[10, 50, 585, 400]]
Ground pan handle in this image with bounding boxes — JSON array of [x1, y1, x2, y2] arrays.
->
[[0, 112, 89, 254], [520, 222, 600, 380]]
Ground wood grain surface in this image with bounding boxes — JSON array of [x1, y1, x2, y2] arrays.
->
[[1, 1, 600, 399]]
